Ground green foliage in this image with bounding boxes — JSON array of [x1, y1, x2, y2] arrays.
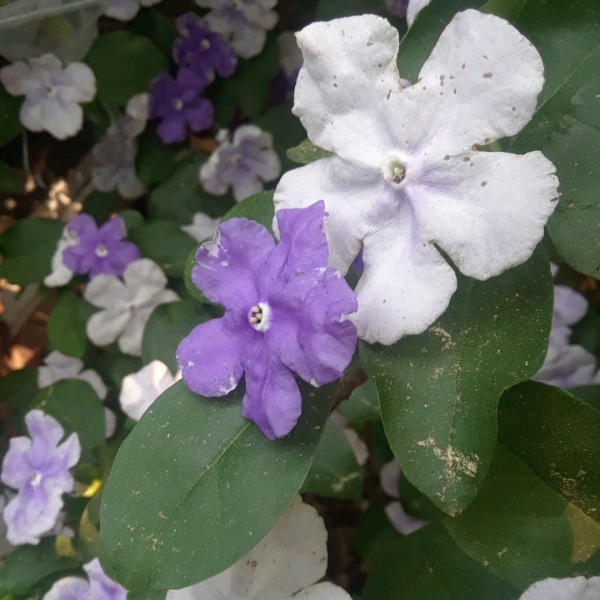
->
[[135, 130, 177, 189], [0, 83, 22, 146], [120, 209, 145, 233], [85, 31, 168, 106], [0, 161, 21, 193], [337, 379, 380, 423], [361, 246, 553, 515], [0, 218, 63, 287], [0, 367, 38, 412], [100, 380, 332, 593], [315, 0, 382, 20], [286, 139, 333, 166], [130, 8, 176, 58], [82, 191, 119, 225], [48, 291, 87, 358]]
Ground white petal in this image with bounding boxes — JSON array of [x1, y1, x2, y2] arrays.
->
[[61, 63, 96, 103], [231, 23, 267, 60], [0, 61, 32, 96], [406, 0, 432, 27], [30, 54, 63, 73], [123, 259, 169, 305], [117, 309, 149, 357], [105, 0, 140, 21], [40, 99, 84, 140], [117, 167, 146, 199], [533, 344, 598, 390], [519, 577, 600, 600], [78, 370, 108, 400], [84, 274, 128, 309], [553, 285, 588, 329], [43, 263, 74, 287], [126, 93, 149, 124], [293, 15, 401, 168], [232, 174, 264, 202], [409, 150, 559, 280], [384, 501, 428, 536], [380, 459, 400, 498], [86, 309, 131, 348], [340, 426, 369, 467], [181, 213, 220, 243], [104, 408, 117, 438], [294, 582, 352, 600]]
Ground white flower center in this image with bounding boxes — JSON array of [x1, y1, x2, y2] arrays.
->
[[31, 472, 42, 487], [172, 98, 184, 110], [44, 85, 57, 98], [201, 39, 211, 50], [381, 151, 407, 185], [95, 243, 108, 257], [248, 302, 270, 333]]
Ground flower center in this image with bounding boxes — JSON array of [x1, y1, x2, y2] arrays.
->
[[95, 243, 108, 257], [44, 85, 56, 97], [248, 302, 270, 333], [201, 39, 211, 50], [381, 152, 407, 186], [172, 98, 184, 110], [31, 472, 42, 487]]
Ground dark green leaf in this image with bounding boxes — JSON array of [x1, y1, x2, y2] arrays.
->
[[354, 504, 398, 560], [0, 218, 63, 287], [0, 161, 21, 193], [85, 31, 168, 106], [361, 246, 553, 515], [31, 379, 105, 462], [0, 367, 38, 411], [136, 130, 177, 188], [315, 0, 382, 20], [100, 380, 332, 592], [286, 139, 333, 166], [97, 347, 143, 387], [48, 291, 87, 358], [82, 191, 119, 225], [141, 299, 211, 373], [301, 419, 363, 499], [337, 379, 380, 423], [570, 385, 600, 412], [128, 590, 168, 600], [120, 210, 145, 233], [130, 8, 176, 58], [0, 83, 22, 147]]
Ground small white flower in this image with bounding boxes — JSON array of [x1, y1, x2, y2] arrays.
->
[[195, 0, 278, 59], [84, 259, 179, 357], [104, 0, 161, 21], [181, 213, 220, 243], [43, 226, 78, 288], [275, 11, 559, 345], [125, 93, 150, 134], [406, 0, 432, 27], [120, 360, 181, 421], [0, 53, 95, 140], [519, 577, 600, 600], [167, 496, 351, 600], [200, 125, 281, 202]]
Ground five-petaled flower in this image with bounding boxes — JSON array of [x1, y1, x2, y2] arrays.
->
[[1, 410, 80, 545], [200, 125, 281, 202], [84, 258, 180, 356], [176, 202, 357, 440], [0, 53, 95, 140], [274, 11, 560, 345]]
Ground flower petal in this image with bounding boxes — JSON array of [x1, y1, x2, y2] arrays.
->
[[84, 273, 128, 309], [43, 100, 84, 140], [0, 61, 32, 96], [384, 501, 428, 535], [520, 576, 600, 600], [1, 437, 32, 489], [85, 558, 127, 600], [61, 63, 96, 103], [553, 285, 588, 329], [294, 582, 352, 600], [44, 577, 90, 600], [123, 259, 169, 306], [86, 309, 131, 348]]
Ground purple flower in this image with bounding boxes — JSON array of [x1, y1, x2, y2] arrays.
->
[[149, 71, 214, 144], [62, 214, 140, 279], [386, 0, 409, 17], [1, 410, 80, 545], [173, 13, 237, 85], [176, 202, 358, 440]]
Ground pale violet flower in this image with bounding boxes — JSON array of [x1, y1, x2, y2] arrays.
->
[[119, 360, 181, 421], [0, 53, 95, 140], [104, 0, 161, 21], [406, 0, 432, 26], [167, 496, 351, 600], [200, 125, 281, 202], [519, 577, 600, 600], [84, 259, 179, 357], [43, 226, 77, 288], [181, 213, 220, 243], [385, 0, 408, 18], [126, 92, 149, 133], [195, 0, 278, 59], [38, 351, 117, 438], [1, 410, 80, 545], [44, 558, 126, 600], [274, 11, 559, 345]]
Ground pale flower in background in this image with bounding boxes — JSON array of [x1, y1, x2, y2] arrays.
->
[[278, 31, 302, 80], [167, 496, 351, 600], [120, 360, 181, 421], [406, 0, 432, 26], [275, 11, 559, 345], [43, 226, 77, 288], [84, 259, 179, 357], [0, 53, 95, 140], [329, 412, 368, 467], [385, 0, 408, 18], [519, 577, 600, 600], [181, 213, 220, 242], [200, 125, 281, 202], [126, 92, 150, 131], [104, 0, 161, 21]]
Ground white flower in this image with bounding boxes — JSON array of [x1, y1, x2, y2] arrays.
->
[[195, 0, 278, 59], [181, 213, 220, 243], [407, 0, 432, 27], [43, 226, 77, 288], [38, 350, 117, 438], [520, 577, 600, 600], [278, 31, 303, 79], [274, 11, 559, 345], [104, 0, 161, 21], [0, 53, 95, 140], [126, 93, 150, 134], [167, 496, 351, 600], [120, 360, 181, 421], [329, 412, 368, 466], [84, 259, 179, 357], [200, 125, 281, 202]]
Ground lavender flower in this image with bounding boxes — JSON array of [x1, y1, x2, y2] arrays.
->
[[1, 410, 80, 545], [200, 125, 281, 202], [44, 558, 126, 600], [149, 71, 214, 144], [176, 201, 357, 440], [173, 13, 237, 85], [61, 214, 140, 279]]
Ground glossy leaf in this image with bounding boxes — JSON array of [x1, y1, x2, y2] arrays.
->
[[130, 8, 176, 58], [337, 379, 380, 424], [361, 246, 553, 515], [48, 291, 87, 358], [570, 385, 600, 412], [301, 419, 363, 499], [100, 380, 332, 593], [286, 139, 332, 166]]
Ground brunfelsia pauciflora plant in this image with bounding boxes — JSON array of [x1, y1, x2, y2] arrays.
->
[[0, 0, 599, 599]]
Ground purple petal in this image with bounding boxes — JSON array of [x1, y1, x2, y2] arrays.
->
[[157, 117, 188, 144], [98, 216, 127, 243], [186, 98, 214, 133], [89, 240, 141, 279], [26, 409, 64, 461], [85, 558, 127, 600], [66, 213, 97, 240], [242, 346, 302, 440], [44, 577, 90, 600], [1, 437, 32, 489], [177, 314, 251, 397], [191, 218, 274, 313]]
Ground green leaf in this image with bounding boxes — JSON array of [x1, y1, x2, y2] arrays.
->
[[129, 8, 176, 58], [100, 380, 332, 592], [135, 130, 177, 189], [48, 291, 87, 358], [286, 139, 333, 166], [337, 379, 380, 423], [570, 385, 600, 412], [129, 220, 196, 278], [0, 539, 78, 595], [141, 299, 211, 373], [128, 590, 167, 600], [31, 379, 105, 462], [362, 523, 519, 600], [0, 367, 38, 411], [0, 161, 21, 193], [85, 31, 168, 106], [301, 419, 363, 499], [315, 0, 382, 20], [0, 218, 63, 286], [82, 191, 119, 225], [0, 83, 22, 147], [120, 209, 145, 233], [360, 246, 553, 515], [441, 381, 600, 590]]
